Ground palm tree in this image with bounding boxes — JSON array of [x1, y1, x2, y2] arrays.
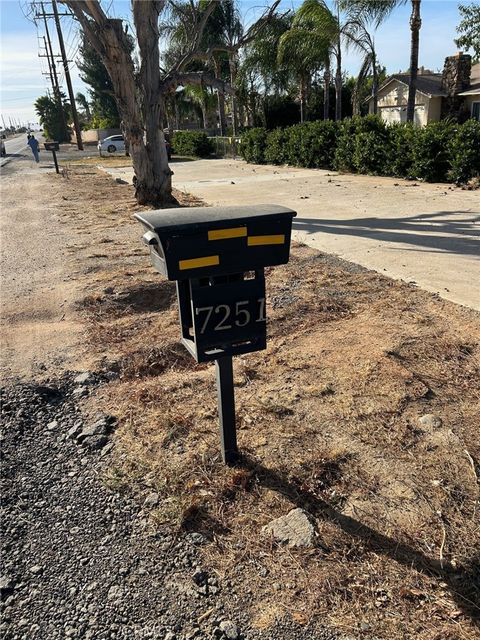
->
[[339, 7, 385, 115], [346, 0, 422, 123], [277, 20, 331, 122], [240, 13, 292, 124], [289, 0, 340, 120], [210, 0, 243, 134]]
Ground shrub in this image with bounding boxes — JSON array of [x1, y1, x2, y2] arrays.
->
[[448, 119, 480, 184], [282, 124, 308, 166], [265, 128, 287, 165], [333, 117, 360, 172], [387, 123, 416, 178], [241, 115, 479, 185], [283, 120, 339, 168], [411, 120, 455, 182], [335, 115, 388, 173], [239, 127, 268, 164], [171, 130, 213, 157]]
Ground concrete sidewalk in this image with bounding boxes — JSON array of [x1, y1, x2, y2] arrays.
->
[[104, 159, 480, 311]]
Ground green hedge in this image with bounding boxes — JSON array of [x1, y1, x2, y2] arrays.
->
[[448, 119, 480, 184], [239, 127, 268, 164], [171, 131, 213, 157], [239, 117, 480, 184]]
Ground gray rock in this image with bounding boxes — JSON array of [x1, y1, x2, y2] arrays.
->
[[163, 632, 176, 640], [219, 620, 239, 639], [185, 532, 207, 546], [72, 386, 88, 398], [67, 426, 79, 440], [418, 414, 443, 429], [73, 372, 95, 386], [107, 585, 123, 601], [262, 508, 315, 548], [47, 420, 58, 430], [0, 576, 14, 595], [143, 493, 159, 509], [82, 435, 109, 450], [29, 565, 43, 575], [103, 287, 115, 295]]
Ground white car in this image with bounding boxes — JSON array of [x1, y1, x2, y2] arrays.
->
[[98, 134, 125, 155]]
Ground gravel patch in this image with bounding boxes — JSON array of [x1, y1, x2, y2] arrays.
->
[[1, 374, 340, 640]]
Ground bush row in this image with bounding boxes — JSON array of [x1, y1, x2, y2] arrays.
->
[[171, 130, 213, 157], [239, 116, 480, 184]]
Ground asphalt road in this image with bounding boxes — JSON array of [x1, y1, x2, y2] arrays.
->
[[0, 134, 31, 167]]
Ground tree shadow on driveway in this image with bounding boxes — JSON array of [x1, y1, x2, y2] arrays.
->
[[293, 211, 480, 258]]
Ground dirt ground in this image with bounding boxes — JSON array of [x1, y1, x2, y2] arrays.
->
[[1, 163, 479, 639]]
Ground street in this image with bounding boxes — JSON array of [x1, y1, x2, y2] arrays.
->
[[0, 134, 30, 167]]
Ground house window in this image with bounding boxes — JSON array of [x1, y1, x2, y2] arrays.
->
[[472, 102, 480, 121]]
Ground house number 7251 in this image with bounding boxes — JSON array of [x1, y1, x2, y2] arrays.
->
[[195, 298, 266, 334]]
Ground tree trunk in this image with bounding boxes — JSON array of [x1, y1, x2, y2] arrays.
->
[[299, 76, 307, 123], [66, 2, 174, 206], [335, 45, 342, 121], [132, 1, 174, 205], [407, 0, 422, 123], [238, 99, 245, 131], [352, 85, 360, 116], [323, 64, 330, 120], [213, 57, 227, 136], [217, 92, 227, 135], [228, 54, 238, 135]]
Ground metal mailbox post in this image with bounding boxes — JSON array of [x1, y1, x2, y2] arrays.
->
[[44, 141, 60, 174], [135, 205, 297, 464]]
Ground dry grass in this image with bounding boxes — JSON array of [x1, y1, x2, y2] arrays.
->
[[53, 165, 480, 639]]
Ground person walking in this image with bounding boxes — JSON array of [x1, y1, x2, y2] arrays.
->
[[28, 134, 40, 163]]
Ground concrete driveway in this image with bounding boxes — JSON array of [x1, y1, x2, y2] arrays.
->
[[107, 158, 480, 311]]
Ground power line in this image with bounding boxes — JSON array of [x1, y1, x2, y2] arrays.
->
[[51, 0, 83, 149]]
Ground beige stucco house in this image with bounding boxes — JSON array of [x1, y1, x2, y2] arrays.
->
[[367, 53, 480, 126]]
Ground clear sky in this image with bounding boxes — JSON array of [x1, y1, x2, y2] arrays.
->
[[0, 0, 469, 127]]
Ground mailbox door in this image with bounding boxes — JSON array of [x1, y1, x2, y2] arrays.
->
[[184, 272, 267, 362]]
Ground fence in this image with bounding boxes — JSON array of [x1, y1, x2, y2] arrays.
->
[[208, 136, 242, 159]]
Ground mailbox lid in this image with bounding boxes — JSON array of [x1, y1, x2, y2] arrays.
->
[[44, 141, 60, 151], [135, 204, 297, 280], [134, 204, 295, 235]]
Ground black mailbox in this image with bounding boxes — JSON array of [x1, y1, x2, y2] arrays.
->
[[135, 204, 296, 464], [135, 205, 296, 363], [44, 141, 60, 151]]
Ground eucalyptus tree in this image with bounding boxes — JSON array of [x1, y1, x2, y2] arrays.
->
[[61, 0, 279, 205]]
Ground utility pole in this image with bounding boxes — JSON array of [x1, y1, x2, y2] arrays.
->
[[51, 0, 83, 149], [37, 2, 68, 141], [40, 4, 61, 99], [42, 36, 56, 94]]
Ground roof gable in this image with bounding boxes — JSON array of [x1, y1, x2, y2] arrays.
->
[[367, 74, 447, 102]]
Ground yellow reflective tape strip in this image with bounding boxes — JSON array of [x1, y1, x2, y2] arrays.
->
[[208, 227, 247, 241], [178, 255, 220, 271], [247, 234, 285, 246]]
